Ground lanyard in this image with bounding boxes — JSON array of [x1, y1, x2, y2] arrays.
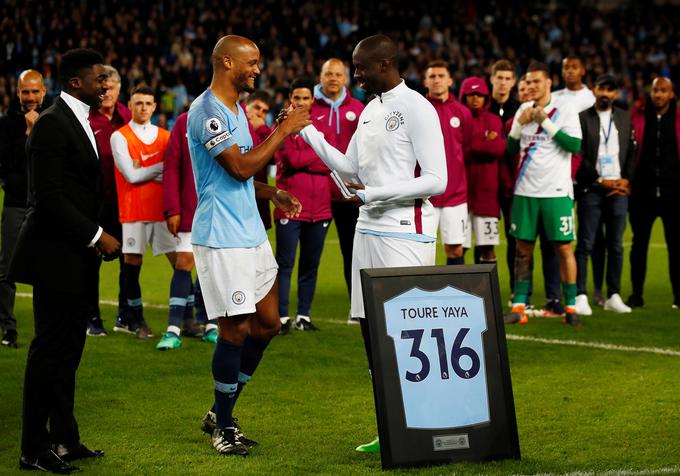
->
[[601, 115, 613, 150]]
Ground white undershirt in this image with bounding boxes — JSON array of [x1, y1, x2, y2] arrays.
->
[[59, 91, 102, 245], [596, 109, 621, 180]]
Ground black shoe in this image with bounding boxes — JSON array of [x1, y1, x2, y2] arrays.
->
[[278, 320, 291, 336], [1, 329, 18, 348], [626, 295, 644, 308], [563, 310, 584, 328], [19, 450, 80, 473], [232, 417, 258, 448], [54, 442, 104, 462], [201, 410, 216, 436], [211, 428, 248, 456], [295, 319, 318, 331]]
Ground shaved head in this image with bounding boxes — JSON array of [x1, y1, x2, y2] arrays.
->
[[354, 35, 398, 67], [17, 69, 46, 112], [211, 35, 259, 67], [652, 76, 673, 90], [651, 76, 675, 112]]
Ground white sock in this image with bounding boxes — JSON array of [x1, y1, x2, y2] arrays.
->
[[296, 315, 311, 323], [167, 325, 181, 336], [280, 316, 290, 324]]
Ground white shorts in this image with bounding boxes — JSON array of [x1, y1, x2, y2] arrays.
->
[[463, 214, 500, 248], [176, 232, 193, 253], [434, 203, 468, 245], [122, 221, 178, 256], [351, 232, 436, 319], [193, 240, 278, 319]]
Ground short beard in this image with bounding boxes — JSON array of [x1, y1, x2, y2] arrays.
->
[[596, 97, 611, 110]]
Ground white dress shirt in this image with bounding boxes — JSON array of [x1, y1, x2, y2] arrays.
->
[[59, 91, 102, 245]]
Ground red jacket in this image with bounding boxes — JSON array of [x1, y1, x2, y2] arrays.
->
[[427, 94, 471, 208], [89, 102, 131, 208], [459, 77, 505, 218], [274, 132, 331, 222], [248, 119, 274, 229], [162, 113, 198, 233], [311, 88, 364, 201]]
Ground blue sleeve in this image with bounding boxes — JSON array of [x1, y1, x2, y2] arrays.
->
[[192, 101, 237, 159]]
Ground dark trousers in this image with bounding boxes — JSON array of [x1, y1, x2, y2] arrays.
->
[[275, 219, 330, 317], [500, 196, 516, 293], [331, 201, 359, 295], [629, 193, 680, 304], [22, 284, 89, 456], [0, 206, 25, 332], [575, 190, 628, 297]]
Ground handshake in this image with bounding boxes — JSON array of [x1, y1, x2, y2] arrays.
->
[[275, 104, 312, 135]]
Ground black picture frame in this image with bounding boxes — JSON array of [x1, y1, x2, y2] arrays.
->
[[361, 264, 520, 470]]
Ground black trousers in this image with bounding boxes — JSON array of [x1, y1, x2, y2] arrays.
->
[[331, 201, 359, 295], [21, 284, 89, 456], [0, 206, 25, 332], [629, 193, 680, 304]]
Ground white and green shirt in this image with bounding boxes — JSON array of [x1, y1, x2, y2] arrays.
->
[[508, 95, 582, 199]]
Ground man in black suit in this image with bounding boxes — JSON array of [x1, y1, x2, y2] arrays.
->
[[574, 73, 635, 315], [11, 48, 121, 473]]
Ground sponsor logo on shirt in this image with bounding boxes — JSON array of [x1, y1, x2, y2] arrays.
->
[[141, 151, 160, 162], [205, 117, 222, 134], [450, 117, 461, 128], [385, 110, 404, 132], [316, 115, 325, 121], [346, 111, 356, 121], [204, 131, 232, 151], [400, 220, 411, 226]]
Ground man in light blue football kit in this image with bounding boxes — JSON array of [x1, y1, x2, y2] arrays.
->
[[187, 35, 310, 456]]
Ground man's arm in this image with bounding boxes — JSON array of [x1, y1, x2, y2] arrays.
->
[[254, 181, 301, 218], [299, 124, 359, 179], [534, 107, 582, 154], [111, 131, 163, 183], [215, 107, 310, 182]]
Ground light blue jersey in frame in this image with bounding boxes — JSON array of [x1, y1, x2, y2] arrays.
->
[[187, 89, 267, 248]]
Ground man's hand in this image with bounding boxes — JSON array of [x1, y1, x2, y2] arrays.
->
[[166, 214, 181, 237], [600, 178, 631, 197], [278, 106, 311, 135], [345, 182, 365, 204], [532, 105, 548, 124], [24, 110, 39, 135], [132, 159, 141, 169], [271, 189, 302, 218], [96, 231, 121, 261], [517, 107, 535, 126], [247, 109, 266, 130], [485, 130, 498, 141]]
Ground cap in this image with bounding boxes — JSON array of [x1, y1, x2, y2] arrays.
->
[[595, 73, 618, 88]]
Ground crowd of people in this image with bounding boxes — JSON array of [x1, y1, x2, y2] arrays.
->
[[1, 0, 679, 120]]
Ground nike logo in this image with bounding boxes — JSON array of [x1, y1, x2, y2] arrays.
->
[[94, 129, 102, 135], [316, 115, 325, 120], [141, 151, 160, 161], [363, 120, 371, 124]]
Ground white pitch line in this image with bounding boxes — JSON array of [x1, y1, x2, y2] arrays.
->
[[506, 334, 680, 357], [507, 466, 680, 476]]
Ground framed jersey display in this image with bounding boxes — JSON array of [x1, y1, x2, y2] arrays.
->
[[361, 264, 520, 470]]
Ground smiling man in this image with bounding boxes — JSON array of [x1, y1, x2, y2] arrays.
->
[[187, 35, 310, 456], [299, 34, 447, 453], [13, 48, 120, 474]]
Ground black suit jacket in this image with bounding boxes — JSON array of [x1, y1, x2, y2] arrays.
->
[[576, 105, 636, 194], [9, 96, 103, 293]]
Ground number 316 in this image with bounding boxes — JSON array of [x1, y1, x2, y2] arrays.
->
[[400, 327, 481, 383]]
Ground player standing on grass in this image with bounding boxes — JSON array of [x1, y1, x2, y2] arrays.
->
[[187, 35, 309, 456], [504, 62, 583, 327], [300, 34, 447, 453]]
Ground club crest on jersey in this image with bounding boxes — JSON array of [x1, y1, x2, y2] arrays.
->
[[205, 117, 222, 134], [232, 291, 246, 305], [385, 111, 404, 132], [345, 111, 356, 121], [450, 116, 461, 128]]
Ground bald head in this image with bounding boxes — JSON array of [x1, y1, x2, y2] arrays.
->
[[320, 58, 347, 100], [210, 35, 261, 95], [211, 35, 259, 67], [17, 69, 46, 113], [354, 35, 398, 67], [651, 76, 675, 112]]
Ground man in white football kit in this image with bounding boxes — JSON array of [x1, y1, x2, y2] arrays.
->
[[300, 34, 447, 453]]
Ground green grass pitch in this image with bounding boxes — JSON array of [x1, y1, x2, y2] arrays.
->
[[1, 208, 679, 475]]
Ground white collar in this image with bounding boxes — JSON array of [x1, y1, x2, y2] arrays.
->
[[378, 80, 406, 102], [129, 120, 155, 133], [60, 91, 91, 121]]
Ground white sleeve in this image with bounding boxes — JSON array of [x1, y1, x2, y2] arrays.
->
[[363, 101, 447, 204], [299, 124, 359, 180], [110, 131, 163, 184]]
